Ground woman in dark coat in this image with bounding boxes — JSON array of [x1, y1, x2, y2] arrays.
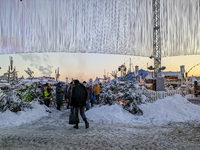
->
[[56, 82, 63, 111]]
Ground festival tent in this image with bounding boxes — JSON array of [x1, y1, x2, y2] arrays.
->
[[118, 69, 149, 82]]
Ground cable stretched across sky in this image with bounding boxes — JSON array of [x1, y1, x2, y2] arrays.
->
[[0, 0, 200, 57]]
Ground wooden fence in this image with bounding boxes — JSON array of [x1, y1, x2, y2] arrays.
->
[[141, 89, 186, 102]]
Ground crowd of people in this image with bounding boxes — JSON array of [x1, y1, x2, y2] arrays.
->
[[41, 80, 102, 129]]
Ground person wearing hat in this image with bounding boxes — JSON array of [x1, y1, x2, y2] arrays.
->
[[56, 82, 63, 111], [83, 81, 87, 87], [71, 80, 89, 129]]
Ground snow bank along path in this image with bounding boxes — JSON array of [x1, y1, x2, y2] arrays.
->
[[0, 101, 49, 128], [1, 94, 200, 128], [86, 94, 200, 126]]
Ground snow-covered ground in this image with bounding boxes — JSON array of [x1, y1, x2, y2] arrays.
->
[[0, 95, 200, 149], [0, 101, 49, 128], [1, 94, 200, 128], [87, 94, 200, 126]]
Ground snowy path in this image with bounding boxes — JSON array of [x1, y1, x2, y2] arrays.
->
[[0, 107, 200, 150]]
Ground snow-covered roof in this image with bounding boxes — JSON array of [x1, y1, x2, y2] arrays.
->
[[191, 78, 197, 82], [20, 79, 31, 82], [145, 83, 153, 87], [0, 80, 7, 83], [181, 85, 186, 88], [0, 83, 10, 87], [0, 75, 7, 80], [142, 71, 182, 80], [195, 77, 200, 81], [145, 75, 153, 79], [161, 71, 181, 78], [32, 79, 41, 83]]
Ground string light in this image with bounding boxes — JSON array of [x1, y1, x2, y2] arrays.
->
[[1, 0, 199, 56]]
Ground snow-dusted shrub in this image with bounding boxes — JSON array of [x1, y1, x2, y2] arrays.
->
[[0, 87, 32, 112], [0, 82, 45, 112], [99, 81, 145, 115]]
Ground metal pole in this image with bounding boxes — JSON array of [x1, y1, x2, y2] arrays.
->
[[130, 58, 131, 73], [153, 0, 161, 77], [8, 66, 10, 83]]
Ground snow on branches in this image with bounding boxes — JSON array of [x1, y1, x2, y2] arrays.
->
[[99, 81, 145, 115], [0, 82, 44, 112]]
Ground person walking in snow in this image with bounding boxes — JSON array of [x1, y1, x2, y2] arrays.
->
[[44, 83, 52, 107], [94, 83, 101, 104], [86, 83, 93, 110], [56, 82, 63, 111], [63, 84, 69, 109], [66, 81, 74, 114], [71, 80, 89, 129], [41, 83, 45, 99], [90, 84, 94, 107]]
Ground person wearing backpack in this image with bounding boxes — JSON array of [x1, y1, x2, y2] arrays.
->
[[71, 80, 89, 129]]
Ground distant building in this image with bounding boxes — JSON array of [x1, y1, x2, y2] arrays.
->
[[0, 74, 8, 81], [162, 71, 181, 85], [118, 69, 149, 82], [118, 70, 183, 89]]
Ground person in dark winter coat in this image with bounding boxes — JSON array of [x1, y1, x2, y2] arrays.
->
[[66, 82, 74, 113], [86, 83, 93, 110], [71, 80, 89, 129], [41, 84, 45, 99], [56, 82, 63, 111], [63, 84, 69, 108], [90, 85, 94, 107]]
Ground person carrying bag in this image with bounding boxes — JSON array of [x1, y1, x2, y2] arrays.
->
[[70, 80, 89, 129], [69, 111, 79, 124]]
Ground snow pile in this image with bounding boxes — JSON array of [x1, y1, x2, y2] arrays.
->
[[86, 104, 134, 124], [86, 94, 200, 126], [140, 94, 200, 124], [0, 101, 49, 128]]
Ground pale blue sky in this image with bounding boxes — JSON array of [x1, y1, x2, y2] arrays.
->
[[1, 0, 200, 81], [1, 53, 200, 82]]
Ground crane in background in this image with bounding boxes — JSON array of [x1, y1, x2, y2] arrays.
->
[[148, 0, 166, 91], [148, 0, 166, 77]]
